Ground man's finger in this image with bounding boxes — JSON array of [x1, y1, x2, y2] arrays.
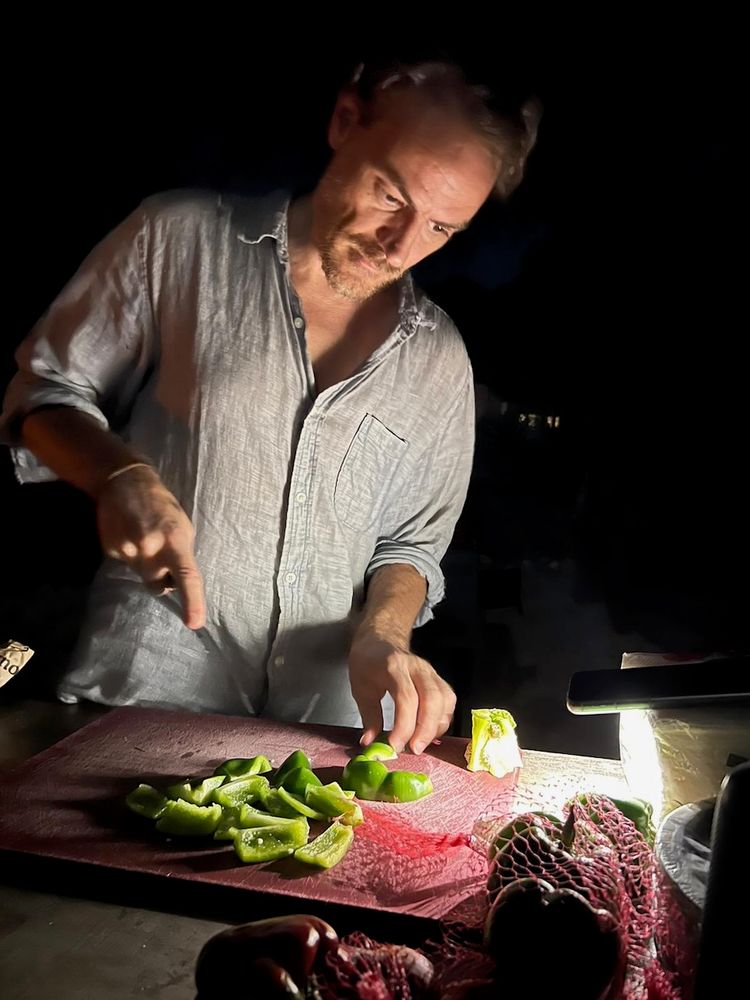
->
[[436, 712, 453, 738], [349, 672, 385, 747], [410, 670, 445, 754], [166, 550, 206, 630], [435, 680, 457, 739], [386, 669, 419, 753]]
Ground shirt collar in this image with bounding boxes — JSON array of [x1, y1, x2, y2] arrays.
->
[[231, 189, 291, 262], [231, 190, 430, 333]]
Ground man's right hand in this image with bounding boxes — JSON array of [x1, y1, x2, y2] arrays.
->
[[96, 465, 206, 629]]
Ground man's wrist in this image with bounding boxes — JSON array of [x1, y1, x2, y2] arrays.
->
[[351, 619, 411, 654], [92, 460, 161, 501]]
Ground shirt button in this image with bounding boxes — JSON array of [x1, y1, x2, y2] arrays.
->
[[295, 492, 306, 504], [284, 571, 297, 584], [293, 316, 304, 329], [274, 655, 285, 667]]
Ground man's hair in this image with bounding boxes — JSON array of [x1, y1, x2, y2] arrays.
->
[[348, 55, 542, 200]]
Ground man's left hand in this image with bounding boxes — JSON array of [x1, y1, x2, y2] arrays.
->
[[348, 632, 456, 754]]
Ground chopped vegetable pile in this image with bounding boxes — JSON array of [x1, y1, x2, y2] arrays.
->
[[126, 740, 435, 869]]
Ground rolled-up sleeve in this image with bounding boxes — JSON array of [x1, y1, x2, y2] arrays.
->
[[1, 204, 156, 483], [366, 367, 475, 625]]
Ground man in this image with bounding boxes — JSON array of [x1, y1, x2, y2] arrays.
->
[[1, 57, 539, 753]]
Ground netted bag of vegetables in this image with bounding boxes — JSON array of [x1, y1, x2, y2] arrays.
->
[[471, 794, 681, 1000]]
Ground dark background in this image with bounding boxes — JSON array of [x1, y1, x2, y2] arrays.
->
[[2, 19, 746, 755]]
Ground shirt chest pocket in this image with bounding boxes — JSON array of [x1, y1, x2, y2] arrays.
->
[[334, 414, 408, 531]]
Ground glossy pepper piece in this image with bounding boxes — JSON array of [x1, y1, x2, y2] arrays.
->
[[213, 807, 243, 841], [272, 786, 327, 820], [263, 788, 304, 819], [340, 758, 389, 800], [294, 821, 354, 869], [356, 741, 397, 761], [236, 803, 304, 829], [376, 771, 433, 803], [211, 775, 270, 808], [195, 915, 338, 998], [304, 783, 363, 826], [273, 750, 312, 788], [608, 796, 656, 844], [279, 765, 322, 798], [156, 800, 222, 836], [165, 774, 226, 806], [125, 783, 168, 819], [213, 755, 273, 778], [214, 803, 287, 840], [233, 819, 308, 863]]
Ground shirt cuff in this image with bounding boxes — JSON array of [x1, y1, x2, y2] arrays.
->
[[365, 540, 446, 627], [1, 383, 109, 484]]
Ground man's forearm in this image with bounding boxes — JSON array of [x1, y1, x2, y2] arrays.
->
[[355, 564, 427, 649], [21, 407, 146, 499]]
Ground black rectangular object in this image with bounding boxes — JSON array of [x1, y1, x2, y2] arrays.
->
[[566, 657, 750, 714]]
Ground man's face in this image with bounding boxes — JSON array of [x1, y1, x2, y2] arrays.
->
[[312, 89, 498, 302]]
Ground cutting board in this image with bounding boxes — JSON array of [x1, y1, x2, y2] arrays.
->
[[0, 708, 516, 927]]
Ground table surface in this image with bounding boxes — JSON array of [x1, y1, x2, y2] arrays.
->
[[0, 699, 627, 999]]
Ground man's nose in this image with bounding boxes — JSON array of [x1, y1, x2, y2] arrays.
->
[[376, 210, 419, 269]]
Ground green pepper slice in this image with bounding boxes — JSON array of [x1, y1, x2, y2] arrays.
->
[[279, 766, 322, 798], [340, 758, 389, 800], [213, 755, 273, 778], [233, 819, 309, 863], [376, 771, 433, 803], [166, 774, 227, 806], [356, 741, 397, 761], [305, 783, 363, 827], [126, 783, 168, 819], [156, 800, 222, 836], [295, 821, 354, 869], [273, 750, 313, 788], [211, 775, 270, 808]]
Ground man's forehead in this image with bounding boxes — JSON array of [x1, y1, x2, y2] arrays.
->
[[367, 109, 496, 221], [367, 91, 494, 171]]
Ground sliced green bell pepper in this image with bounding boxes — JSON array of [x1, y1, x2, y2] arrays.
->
[[341, 758, 389, 800], [356, 741, 397, 761], [213, 806, 244, 840], [156, 800, 222, 836], [279, 765, 322, 798], [234, 819, 309, 863], [272, 750, 312, 788], [376, 771, 433, 803], [213, 755, 272, 778], [215, 802, 294, 840], [211, 775, 270, 808], [126, 783, 168, 819], [166, 774, 227, 806], [304, 783, 363, 827], [229, 803, 306, 830], [272, 786, 326, 820], [295, 821, 354, 869]]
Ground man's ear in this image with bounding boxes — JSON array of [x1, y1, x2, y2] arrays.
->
[[328, 88, 366, 150]]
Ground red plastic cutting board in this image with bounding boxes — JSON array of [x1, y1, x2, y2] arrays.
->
[[0, 707, 517, 923]]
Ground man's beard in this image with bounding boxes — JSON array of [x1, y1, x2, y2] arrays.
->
[[319, 229, 403, 302]]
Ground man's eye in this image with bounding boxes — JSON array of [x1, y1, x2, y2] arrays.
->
[[380, 189, 401, 208], [431, 223, 450, 237]]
